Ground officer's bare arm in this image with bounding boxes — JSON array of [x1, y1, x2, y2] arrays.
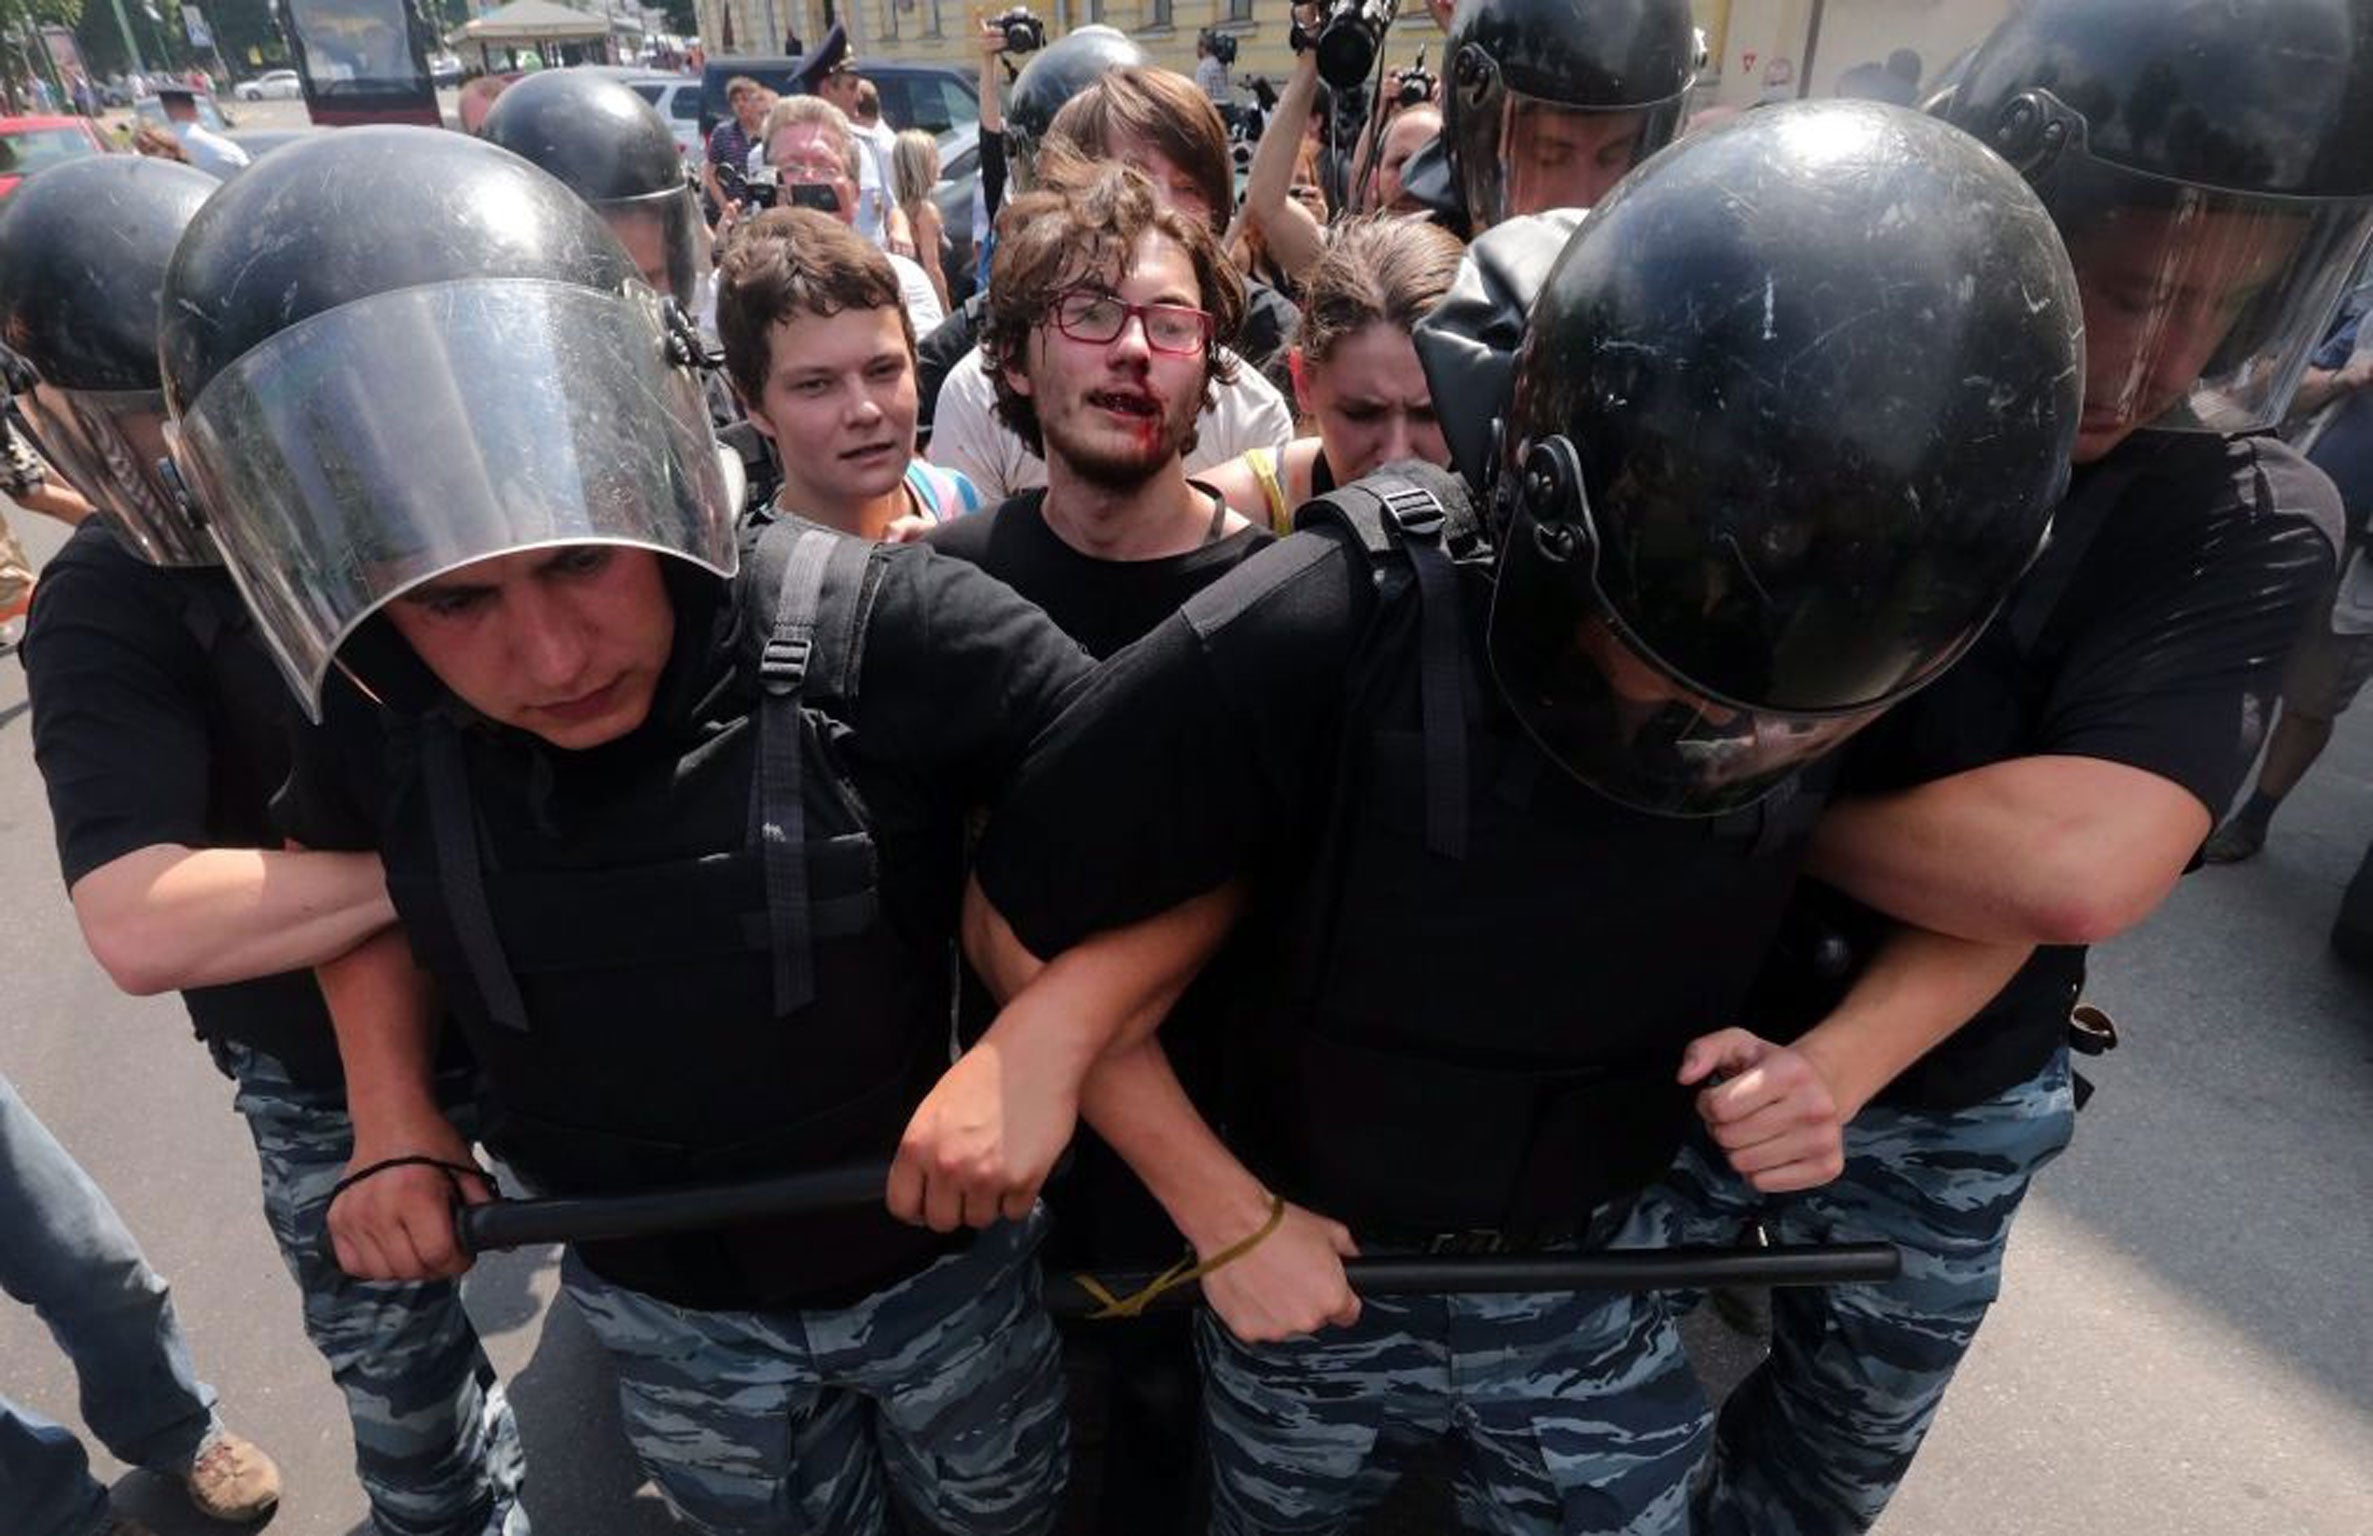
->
[[70, 845, 397, 995], [889, 882, 1241, 1231], [1802, 755, 2208, 948], [1677, 929, 2038, 1196], [1789, 927, 2037, 1121], [317, 927, 488, 1282]]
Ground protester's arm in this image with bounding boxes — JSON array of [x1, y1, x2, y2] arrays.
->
[[71, 845, 395, 994], [1238, 46, 1327, 279], [1678, 926, 2035, 1192], [1803, 756, 2208, 947], [1084, 1040, 1362, 1342], [889, 881, 1240, 1230], [318, 928, 493, 1283]]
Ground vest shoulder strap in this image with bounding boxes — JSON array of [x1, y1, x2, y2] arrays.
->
[[751, 519, 880, 1016]]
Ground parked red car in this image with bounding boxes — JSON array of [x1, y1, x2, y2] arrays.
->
[[0, 116, 111, 201]]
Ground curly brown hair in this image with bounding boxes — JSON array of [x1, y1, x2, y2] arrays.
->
[[981, 157, 1245, 457], [715, 208, 914, 408]]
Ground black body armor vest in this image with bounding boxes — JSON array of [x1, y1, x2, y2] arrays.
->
[[1237, 471, 1823, 1237], [384, 522, 957, 1311]]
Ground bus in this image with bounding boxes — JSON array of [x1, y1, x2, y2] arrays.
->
[[276, 0, 442, 127]]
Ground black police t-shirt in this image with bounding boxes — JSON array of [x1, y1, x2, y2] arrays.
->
[[928, 487, 1273, 1264], [1808, 431, 2341, 1110], [279, 543, 1093, 926], [926, 488, 1274, 661], [22, 519, 347, 1086]]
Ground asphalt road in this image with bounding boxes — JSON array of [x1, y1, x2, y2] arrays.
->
[[2, 497, 2368, 1535]]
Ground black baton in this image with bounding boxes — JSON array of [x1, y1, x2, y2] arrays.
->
[[450, 1164, 1898, 1304], [457, 1163, 891, 1255], [1041, 1244, 1900, 1316]]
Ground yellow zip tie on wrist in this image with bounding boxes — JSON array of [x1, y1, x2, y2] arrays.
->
[[1073, 1194, 1288, 1320]]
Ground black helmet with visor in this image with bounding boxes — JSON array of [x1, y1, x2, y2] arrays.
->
[[1485, 102, 2083, 815], [0, 155, 220, 566], [1945, 0, 2373, 449], [158, 127, 737, 716]]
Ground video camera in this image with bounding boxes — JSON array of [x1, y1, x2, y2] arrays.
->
[[1198, 26, 1238, 66], [1396, 47, 1437, 109], [1293, 0, 1398, 91], [991, 6, 1046, 54]]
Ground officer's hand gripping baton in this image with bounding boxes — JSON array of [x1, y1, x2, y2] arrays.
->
[[454, 1164, 1900, 1312]]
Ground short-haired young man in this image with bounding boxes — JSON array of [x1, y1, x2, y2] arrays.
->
[[758, 95, 943, 334], [922, 67, 1298, 488], [719, 208, 981, 538], [926, 162, 1269, 1534]]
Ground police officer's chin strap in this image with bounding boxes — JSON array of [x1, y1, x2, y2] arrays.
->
[[1409, 209, 1585, 499]]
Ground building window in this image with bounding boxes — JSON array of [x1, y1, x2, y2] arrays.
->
[[884, 0, 900, 41], [1087, 0, 1105, 20], [1149, 0, 1172, 29], [1226, 0, 1250, 19], [925, 0, 942, 36]]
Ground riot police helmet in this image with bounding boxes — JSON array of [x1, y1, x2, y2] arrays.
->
[[159, 127, 737, 716], [0, 155, 219, 565], [1005, 25, 1146, 190], [481, 66, 709, 304], [1444, 0, 1695, 228], [1488, 101, 2083, 815], [1944, 0, 2373, 456]]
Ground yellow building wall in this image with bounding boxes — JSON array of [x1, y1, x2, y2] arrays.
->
[[692, 0, 2009, 114]]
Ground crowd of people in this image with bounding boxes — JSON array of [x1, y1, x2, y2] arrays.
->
[[1, 1, 2369, 1535]]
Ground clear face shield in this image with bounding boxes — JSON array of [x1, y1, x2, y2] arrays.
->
[[171, 278, 738, 716], [10, 384, 215, 566], [2008, 95, 2373, 456], [1454, 62, 1677, 229], [1486, 441, 1974, 818], [597, 182, 710, 311]]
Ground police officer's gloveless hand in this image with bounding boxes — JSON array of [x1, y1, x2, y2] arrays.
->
[[1678, 1029, 1848, 1195]]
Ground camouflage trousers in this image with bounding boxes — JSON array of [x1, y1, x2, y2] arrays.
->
[[216, 1041, 527, 1536], [1634, 1047, 2078, 1535], [560, 1210, 1069, 1536], [1198, 1240, 1709, 1536]]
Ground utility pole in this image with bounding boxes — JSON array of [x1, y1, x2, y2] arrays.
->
[[110, 0, 150, 75]]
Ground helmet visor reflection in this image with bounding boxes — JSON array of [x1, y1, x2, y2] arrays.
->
[[1489, 504, 1884, 817], [2045, 154, 2373, 448], [15, 387, 214, 567], [174, 278, 737, 716]]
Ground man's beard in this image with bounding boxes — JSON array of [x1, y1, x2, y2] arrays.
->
[[1043, 389, 1201, 491]]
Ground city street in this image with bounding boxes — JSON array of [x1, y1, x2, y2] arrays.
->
[[2, 499, 2368, 1535]]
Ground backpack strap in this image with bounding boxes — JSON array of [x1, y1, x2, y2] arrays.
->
[[420, 713, 530, 1034], [1299, 469, 1474, 860], [751, 519, 877, 1016]]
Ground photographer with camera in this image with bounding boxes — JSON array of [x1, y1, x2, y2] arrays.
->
[[1241, 21, 1447, 292], [757, 95, 943, 334]]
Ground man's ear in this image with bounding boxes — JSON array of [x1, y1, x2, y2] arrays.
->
[[738, 382, 779, 443], [996, 336, 1036, 399]]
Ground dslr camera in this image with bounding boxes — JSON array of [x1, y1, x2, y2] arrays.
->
[[991, 6, 1045, 54], [1198, 27, 1238, 66], [1293, 0, 1398, 90]]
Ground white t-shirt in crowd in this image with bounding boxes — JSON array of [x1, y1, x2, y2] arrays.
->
[[927, 345, 1294, 501], [889, 250, 945, 335]]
